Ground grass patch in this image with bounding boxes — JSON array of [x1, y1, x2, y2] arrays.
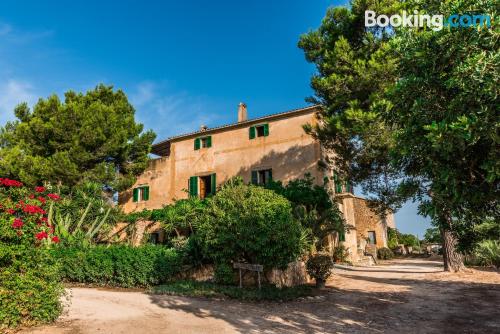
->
[[152, 280, 313, 301]]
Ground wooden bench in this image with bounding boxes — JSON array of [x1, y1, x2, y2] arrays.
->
[[233, 262, 263, 289]]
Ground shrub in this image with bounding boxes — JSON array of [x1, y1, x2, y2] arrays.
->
[[53, 244, 182, 287], [377, 247, 394, 260], [332, 244, 349, 263], [214, 263, 235, 284], [306, 253, 334, 288], [475, 240, 500, 269], [196, 184, 303, 272], [0, 179, 63, 329]]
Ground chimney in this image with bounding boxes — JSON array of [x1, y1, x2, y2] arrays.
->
[[237, 102, 247, 122], [200, 124, 208, 131]]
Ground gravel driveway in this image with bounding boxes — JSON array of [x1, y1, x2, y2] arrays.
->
[[22, 258, 500, 334]]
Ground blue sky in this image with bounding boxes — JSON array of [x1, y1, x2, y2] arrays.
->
[[0, 0, 431, 236]]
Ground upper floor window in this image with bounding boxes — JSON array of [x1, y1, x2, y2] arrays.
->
[[194, 136, 212, 150], [249, 124, 269, 139], [251, 169, 272, 185], [133, 185, 149, 202]]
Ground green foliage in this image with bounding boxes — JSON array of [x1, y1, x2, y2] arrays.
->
[[397, 232, 419, 247], [332, 244, 349, 263], [52, 245, 182, 287], [0, 180, 63, 329], [153, 280, 313, 301], [306, 253, 334, 281], [299, 0, 499, 267], [424, 228, 442, 244], [267, 174, 345, 252], [474, 240, 500, 269], [213, 263, 235, 285], [377, 247, 394, 260], [0, 85, 156, 192], [196, 183, 303, 271], [387, 227, 399, 249]]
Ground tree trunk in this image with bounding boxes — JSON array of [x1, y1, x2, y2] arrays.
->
[[440, 227, 465, 272]]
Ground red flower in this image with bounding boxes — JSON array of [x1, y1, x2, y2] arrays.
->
[[29, 194, 35, 199], [38, 196, 46, 204], [23, 204, 46, 215], [5, 208, 16, 215], [41, 217, 48, 223], [12, 218, 23, 229], [0, 178, 23, 187], [35, 186, 46, 193], [35, 231, 48, 240], [47, 193, 60, 201], [51, 236, 60, 243]]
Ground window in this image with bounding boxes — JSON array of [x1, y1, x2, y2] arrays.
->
[[367, 231, 377, 245], [251, 169, 272, 185], [149, 232, 160, 244], [194, 136, 212, 150], [339, 230, 346, 242], [189, 173, 216, 198], [249, 124, 269, 139], [132, 185, 149, 202]]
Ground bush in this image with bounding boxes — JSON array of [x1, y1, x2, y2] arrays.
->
[[196, 184, 303, 272], [213, 263, 235, 284], [52, 244, 182, 287], [332, 244, 349, 263], [377, 247, 394, 260], [0, 179, 64, 329], [475, 240, 500, 269], [306, 253, 333, 288]]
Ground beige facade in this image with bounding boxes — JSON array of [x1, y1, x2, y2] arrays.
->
[[119, 104, 394, 263]]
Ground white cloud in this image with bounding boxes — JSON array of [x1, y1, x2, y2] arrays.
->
[[0, 79, 37, 123]]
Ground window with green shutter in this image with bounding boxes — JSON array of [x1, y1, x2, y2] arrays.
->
[[132, 186, 149, 202], [339, 230, 346, 242], [251, 169, 272, 185], [249, 126, 256, 139], [189, 176, 198, 197], [210, 173, 216, 195], [249, 124, 269, 139], [195, 136, 212, 150]]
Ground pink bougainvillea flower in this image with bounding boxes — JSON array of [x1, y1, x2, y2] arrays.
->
[[51, 236, 60, 243], [23, 204, 46, 215], [35, 186, 46, 193], [47, 193, 61, 201], [5, 208, 16, 215], [0, 178, 23, 187], [35, 231, 48, 240], [12, 218, 23, 229]]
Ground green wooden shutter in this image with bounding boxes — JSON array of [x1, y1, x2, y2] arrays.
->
[[249, 126, 256, 139], [339, 230, 346, 242], [251, 171, 258, 185], [143, 186, 150, 201], [132, 188, 139, 202], [263, 123, 269, 136], [210, 173, 216, 194], [189, 176, 198, 197], [194, 138, 201, 150], [206, 136, 212, 148], [335, 181, 342, 193]]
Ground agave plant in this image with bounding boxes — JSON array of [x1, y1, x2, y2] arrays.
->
[[49, 200, 111, 247]]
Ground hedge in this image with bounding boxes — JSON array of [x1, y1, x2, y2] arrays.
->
[[52, 245, 182, 287]]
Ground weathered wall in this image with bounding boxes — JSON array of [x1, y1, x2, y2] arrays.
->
[[352, 197, 389, 249], [120, 108, 325, 213]]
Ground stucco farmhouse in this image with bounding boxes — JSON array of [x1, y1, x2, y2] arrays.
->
[[119, 104, 395, 263]]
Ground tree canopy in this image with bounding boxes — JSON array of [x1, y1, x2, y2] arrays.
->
[[299, 0, 499, 271], [0, 85, 156, 192]]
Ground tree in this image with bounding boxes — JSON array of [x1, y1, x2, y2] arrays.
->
[[267, 174, 345, 252], [0, 85, 156, 193], [195, 183, 303, 274], [298, 0, 498, 271], [424, 228, 442, 244]]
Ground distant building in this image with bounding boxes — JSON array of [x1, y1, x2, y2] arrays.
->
[[119, 104, 395, 263]]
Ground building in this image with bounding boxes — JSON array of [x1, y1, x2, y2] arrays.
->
[[119, 104, 395, 262]]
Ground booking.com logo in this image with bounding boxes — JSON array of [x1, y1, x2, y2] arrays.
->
[[365, 11, 493, 31]]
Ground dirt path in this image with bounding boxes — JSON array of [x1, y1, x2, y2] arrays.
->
[[22, 258, 500, 334]]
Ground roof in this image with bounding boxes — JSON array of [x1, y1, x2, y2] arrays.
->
[[151, 105, 320, 156]]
